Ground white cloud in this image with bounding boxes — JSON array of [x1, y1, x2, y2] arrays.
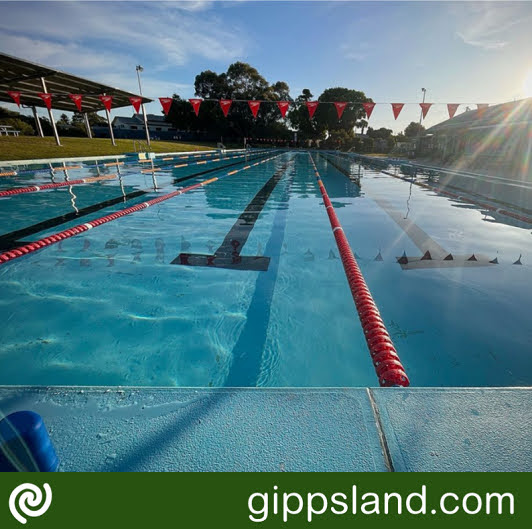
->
[[452, 2, 532, 51], [342, 43, 369, 62], [0, 1, 248, 75]]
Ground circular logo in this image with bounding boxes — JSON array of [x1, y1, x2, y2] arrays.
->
[[9, 483, 52, 524]]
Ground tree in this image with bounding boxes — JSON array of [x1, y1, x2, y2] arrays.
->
[[287, 89, 321, 140], [288, 87, 372, 142], [167, 62, 292, 141], [0, 117, 34, 135], [367, 127, 393, 139], [57, 113, 70, 127], [404, 121, 426, 138]]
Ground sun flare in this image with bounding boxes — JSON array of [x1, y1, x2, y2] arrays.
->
[[523, 68, 532, 98]]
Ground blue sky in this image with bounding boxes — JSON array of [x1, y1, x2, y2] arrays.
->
[[1, 1, 532, 132]]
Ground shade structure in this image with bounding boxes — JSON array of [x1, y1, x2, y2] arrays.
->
[[0, 52, 152, 112]]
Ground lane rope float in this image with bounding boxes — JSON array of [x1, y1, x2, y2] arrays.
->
[[0, 153, 283, 266], [0, 174, 117, 197], [309, 153, 410, 387], [0, 148, 272, 179], [0, 151, 272, 197]]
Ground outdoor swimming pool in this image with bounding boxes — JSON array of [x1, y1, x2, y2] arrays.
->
[[0, 149, 531, 388]]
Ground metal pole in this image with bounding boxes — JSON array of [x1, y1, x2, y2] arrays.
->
[[83, 113, 93, 139], [103, 93, 116, 146], [136, 65, 151, 148], [40, 77, 61, 146], [32, 106, 44, 137]]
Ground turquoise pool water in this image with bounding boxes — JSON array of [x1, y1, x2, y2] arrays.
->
[[0, 150, 531, 387]]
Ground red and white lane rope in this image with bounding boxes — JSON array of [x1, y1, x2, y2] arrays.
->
[[140, 150, 264, 173], [0, 174, 117, 197], [309, 154, 409, 387], [0, 153, 283, 266], [0, 150, 271, 196]]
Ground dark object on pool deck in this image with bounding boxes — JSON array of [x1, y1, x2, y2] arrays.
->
[[490, 257, 499, 264], [172, 164, 288, 272], [374, 250, 383, 261], [397, 251, 408, 264], [468, 254, 478, 261], [0, 411, 58, 472], [513, 254, 522, 265], [421, 250, 432, 260], [444, 253, 454, 261]]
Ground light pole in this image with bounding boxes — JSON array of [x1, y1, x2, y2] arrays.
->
[[415, 87, 427, 158], [135, 65, 151, 148]]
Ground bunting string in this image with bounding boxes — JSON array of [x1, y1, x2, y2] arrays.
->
[[3, 89, 499, 122]]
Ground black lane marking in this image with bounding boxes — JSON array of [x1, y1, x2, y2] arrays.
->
[[0, 153, 273, 251], [172, 162, 288, 271], [224, 160, 295, 387], [0, 190, 147, 251]]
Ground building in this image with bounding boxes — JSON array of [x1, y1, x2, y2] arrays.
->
[[93, 113, 177, 140], [420, 98, 532, 180], [112, 114, 175, 134], [91, 113, 216, 142]]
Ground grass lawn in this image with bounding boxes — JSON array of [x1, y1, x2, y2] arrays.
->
[[0, 136, 215, 162]]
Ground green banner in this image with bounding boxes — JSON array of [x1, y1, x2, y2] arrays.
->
[[0, 473, 526, 528]]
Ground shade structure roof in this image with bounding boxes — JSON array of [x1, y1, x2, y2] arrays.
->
[[0, 52, 152, 113]]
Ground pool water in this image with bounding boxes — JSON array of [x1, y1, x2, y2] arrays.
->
[[0, 150, 531, 387]]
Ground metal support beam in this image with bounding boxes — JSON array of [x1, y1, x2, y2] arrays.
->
[[32, 106, 44, 137], [40, 77, 61, 146], [103, 95, 116, 146], [141, 103, 151, 147], [83, 113, 93, 139]]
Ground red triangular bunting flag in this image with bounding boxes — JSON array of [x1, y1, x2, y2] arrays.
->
[[447, 103, 459, 119], [7, 91, 21, 108], [306, 101, 319, 119], [391, 103, 404, 120], [219, 99, 232, 117], [159, 97, 173, 115], [333, 102, 347, 120], [189, 98, 202, 116], [362, 102, 375, 119], [129, 96, 142, 113], [99, 95, 113, 112], [68, 94, 83, 112], [38, 93, 52, 110], [419, 103, 432, 119], [477, 103, 488, 118], [277, 101, 290, 118], [248, 100, 261, 119]]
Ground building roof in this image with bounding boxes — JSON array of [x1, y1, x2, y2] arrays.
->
[[133, 113, 167, 123], [113, 116, 143, 126], [112, 114, 171, 127], [0, 52, 152, 113], [427, 97, 532, 134]]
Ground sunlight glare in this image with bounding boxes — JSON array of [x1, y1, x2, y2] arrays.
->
[[523, 68, 532, 98]]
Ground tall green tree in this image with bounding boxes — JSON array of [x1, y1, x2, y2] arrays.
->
[[288, 87, 372, 142], [404, 121, 426, 138], [167, 62, 292, 140]]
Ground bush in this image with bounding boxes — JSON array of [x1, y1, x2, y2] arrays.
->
[[0, 118, 35, 135]]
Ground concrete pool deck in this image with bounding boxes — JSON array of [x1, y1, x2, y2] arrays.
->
[[1, 386, 530, 472]]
